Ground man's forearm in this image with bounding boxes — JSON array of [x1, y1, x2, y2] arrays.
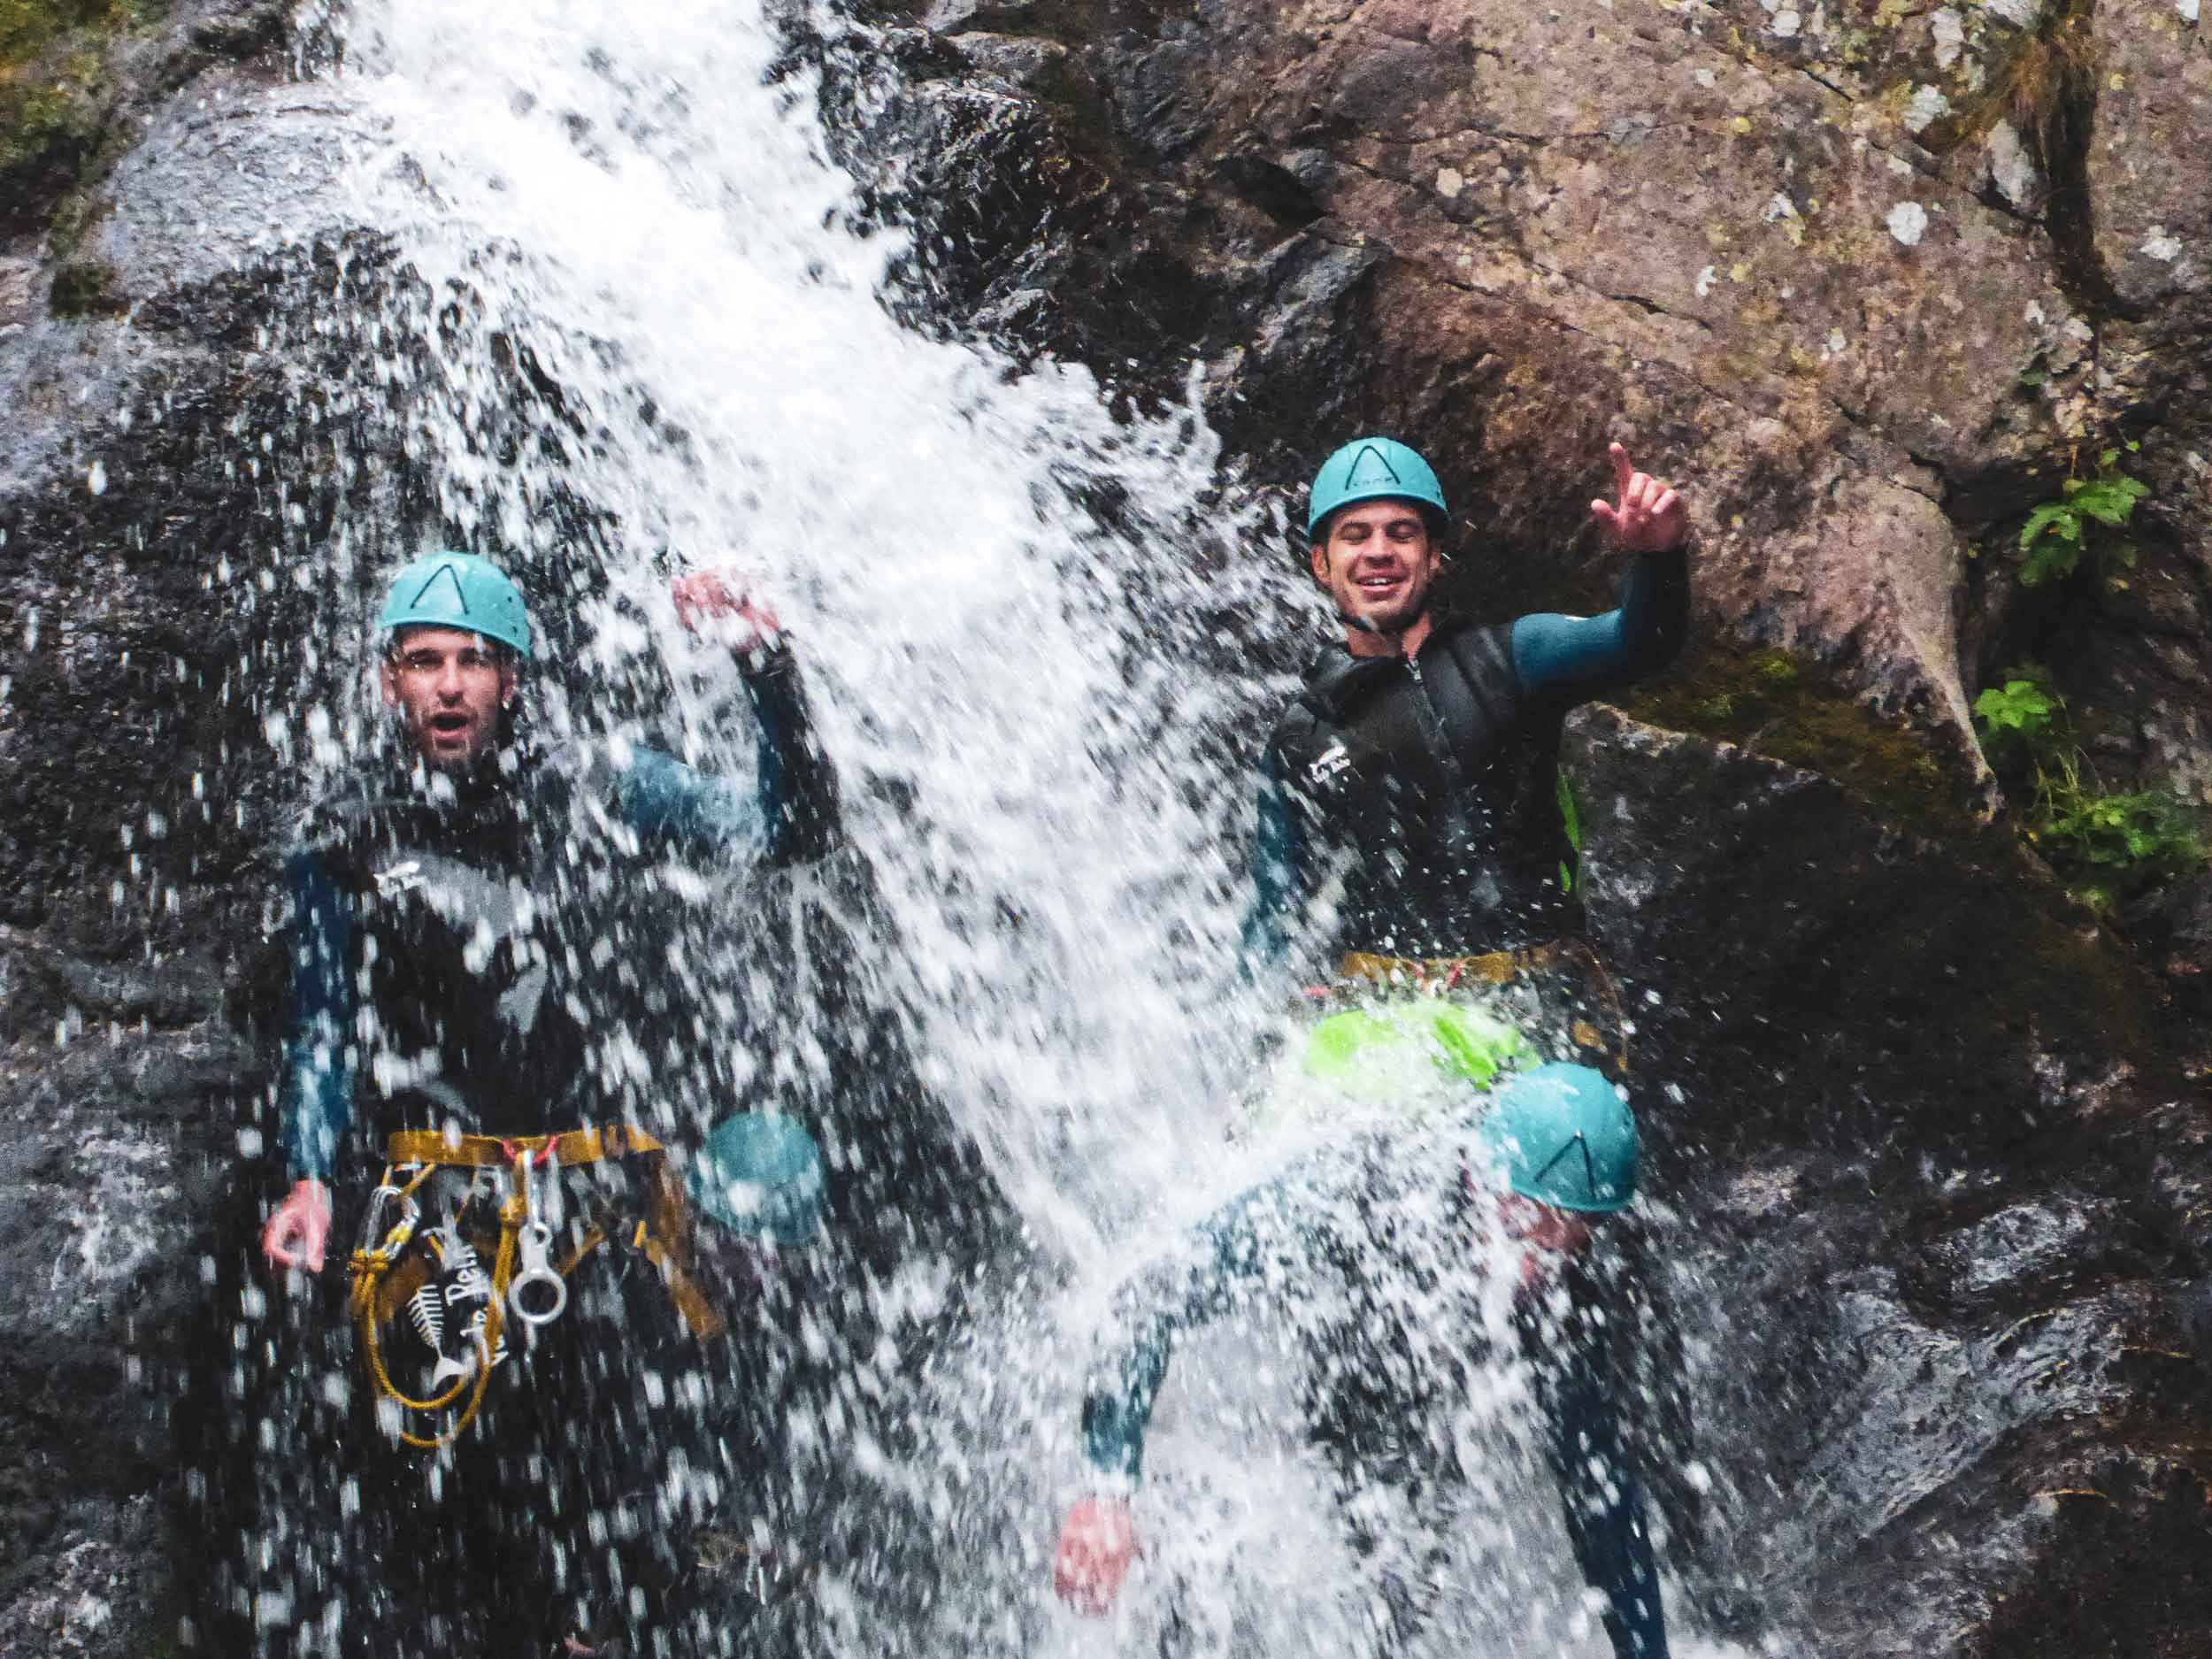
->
[[1079, 1171, 1332, 1479], [1509, 544, 1691, 700], [278, 850, 356, 1183], [744, 649, 840, 865]]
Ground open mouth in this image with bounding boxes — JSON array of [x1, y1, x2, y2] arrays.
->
[[428, 711, 473, 740]]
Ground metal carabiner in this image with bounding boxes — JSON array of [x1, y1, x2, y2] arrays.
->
[[505, 1149, 567, 1327], [358, 1178, 420, 1256]]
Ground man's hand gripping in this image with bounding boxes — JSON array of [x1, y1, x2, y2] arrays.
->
[[262, 1179, 333, 1273]]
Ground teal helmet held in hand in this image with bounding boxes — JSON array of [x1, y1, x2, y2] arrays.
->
[[377, 551, 534, 659], [1306, 436, 1449, 538], [1475, 1062, 1640, 1214], [689, 1111, 827, 1247]]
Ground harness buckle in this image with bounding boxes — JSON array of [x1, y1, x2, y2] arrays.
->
[[505, 1148, 568, 1326]]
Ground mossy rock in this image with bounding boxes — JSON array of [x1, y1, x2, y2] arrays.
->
[[49, 256, 124, 317], [0, 0, 176, 239], [1624, 643, 1992, 849]]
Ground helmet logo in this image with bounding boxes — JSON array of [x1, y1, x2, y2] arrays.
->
[[1344, 444, 1403, 490], [1532, 1131, 1607, 1202], [407, 563, 472, 616]]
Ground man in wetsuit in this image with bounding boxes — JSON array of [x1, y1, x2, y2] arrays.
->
[[1241, 437, 1689, 976], [248, 550, 838, 1659], [1052, 1062, 1667, 1657], [1052, 439, 1690, 1655]]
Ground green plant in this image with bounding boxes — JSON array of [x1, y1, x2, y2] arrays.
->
[[1971, 674, 2058, 751], [1972, 664, 2206, 910], [1555, 766, 1583, 895], [2017, 444, 2148, 587]]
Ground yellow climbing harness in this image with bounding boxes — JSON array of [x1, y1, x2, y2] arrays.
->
[[347, 1125, 726, 1450], [1335, 936, 1631, 1073]]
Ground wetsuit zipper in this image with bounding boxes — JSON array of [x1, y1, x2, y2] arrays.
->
[[1402, 649, 1479, 870], [1402, 651, 1469, 795]]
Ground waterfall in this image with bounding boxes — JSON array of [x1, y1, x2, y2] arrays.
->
[[313, 0, 1303, 1250], [204, 2, 1740, 1655]]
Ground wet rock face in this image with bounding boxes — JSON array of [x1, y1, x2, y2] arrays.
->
[[1565, 705, 2212, 1656], [0, 4, 365, 1635], [829, 27, 2212, 1638]]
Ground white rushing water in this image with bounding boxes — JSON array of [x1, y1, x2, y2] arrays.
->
[[317, 0, 1299, 1248], [254, 2, 1744, 1655]]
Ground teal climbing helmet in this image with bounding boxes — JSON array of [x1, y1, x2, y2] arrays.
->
[[689, 1111, 827, 1247], [377, 551, 533, 659], [1306, 436, 1449, 538], [1474, 1062, 1640, 1214]]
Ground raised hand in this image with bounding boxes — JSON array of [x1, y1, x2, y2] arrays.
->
[[1053, 1494, 1140, 1617], [1588, 442, 1688, 553], [672, 570, 782, 657]]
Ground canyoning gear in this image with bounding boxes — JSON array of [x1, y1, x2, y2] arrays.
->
[[1307, 437, 1449, 538], [1302, 1000, 1533, 1099], [690, 1111, 828, 1246], [1334, 940, 1630, 1073], [404, 1228, 504, 1392], [377, 550, 534, 658], [1475, 1062, 1639, 1215], [348, 1125, 726, 1449], [1239, 548, 1689, 977], [508, 1144, 568, 1326], [1054, 1494, 1141, 1617]]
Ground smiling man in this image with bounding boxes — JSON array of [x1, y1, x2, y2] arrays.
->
[[1242, 437, 1692, 976], [1157, 435, 1696, 1657]]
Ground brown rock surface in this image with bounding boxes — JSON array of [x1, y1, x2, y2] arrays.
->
[[864, 0, 2210, 783]]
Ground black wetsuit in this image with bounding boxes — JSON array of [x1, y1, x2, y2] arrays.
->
[[209, 650, 838, 1659], [1241, 548, 1690, 972]]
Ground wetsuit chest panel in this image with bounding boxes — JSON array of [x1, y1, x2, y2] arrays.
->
[[1279, 621, 1556, 955], [317, 785, 588, 1134]]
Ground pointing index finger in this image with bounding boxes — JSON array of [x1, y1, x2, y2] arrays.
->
[[1609, 442, 1635, 500]]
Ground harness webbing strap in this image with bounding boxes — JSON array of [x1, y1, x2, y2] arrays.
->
[[347, 1123, 720, 1451], [381, 1124, 667, 1168]]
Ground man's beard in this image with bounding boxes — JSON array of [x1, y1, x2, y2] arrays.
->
[[1344, 583, 1431, 638]]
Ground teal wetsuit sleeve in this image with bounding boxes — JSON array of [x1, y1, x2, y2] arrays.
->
[[1080, 1168, 1336, 1479], [613, 749, 772, 863], [278, 849, 356, 1183], [1509, 546, 1690, 703], [1235, 745, 1305, 986], [613, 650, 840, 865]]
